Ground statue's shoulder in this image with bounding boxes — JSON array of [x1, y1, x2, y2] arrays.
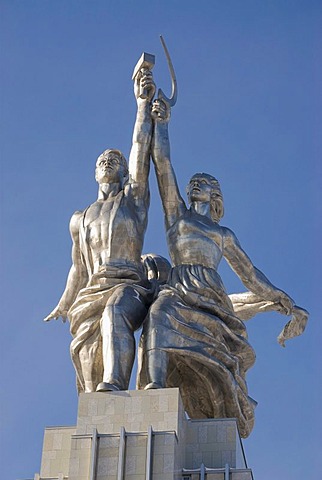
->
[[124, 178, 148, 205], [220, 225, 238, 245], [123, 182, 132, 197], [69, 210, 85, 235]]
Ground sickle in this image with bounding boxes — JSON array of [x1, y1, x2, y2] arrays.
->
[[158, 35, 178, 107]]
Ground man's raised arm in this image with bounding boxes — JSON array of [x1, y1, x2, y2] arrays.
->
[[128, 69, 155, 204], [151, 99, 186, 230]]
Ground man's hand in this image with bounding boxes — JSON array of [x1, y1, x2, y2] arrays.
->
[[151, 98, 170, 123], [134, 68, 156, 102], [44, 305, 68, 323]]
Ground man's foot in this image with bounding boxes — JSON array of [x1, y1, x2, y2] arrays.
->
[[96, 382, 120, 392], [144, 382, 163, 390]]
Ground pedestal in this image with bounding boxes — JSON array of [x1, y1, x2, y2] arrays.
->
[[35, 388, 254, 479]]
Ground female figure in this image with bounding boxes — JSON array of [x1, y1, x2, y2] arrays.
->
[[138, 100, 298, 438]]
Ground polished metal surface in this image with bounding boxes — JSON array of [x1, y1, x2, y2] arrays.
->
[[137, 98, 308, 438], [157, 35, 177, 107], [45, 66, 157, 394], [44, 43, 308, 438]]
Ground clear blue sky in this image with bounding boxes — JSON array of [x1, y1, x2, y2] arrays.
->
[[1, 1, 321, 479]]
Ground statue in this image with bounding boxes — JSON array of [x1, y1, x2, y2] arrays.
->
[[44, 67, 157, 394], [137, 98, 308, 438], [44, 38, 308, 438]]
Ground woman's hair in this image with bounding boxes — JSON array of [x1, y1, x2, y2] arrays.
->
[[187, 173, 224, 223]]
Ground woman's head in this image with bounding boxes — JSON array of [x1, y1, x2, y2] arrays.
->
[[187, 173, 224, 222]]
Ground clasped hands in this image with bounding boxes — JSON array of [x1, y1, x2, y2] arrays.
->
[[134, 69, 170, 123]]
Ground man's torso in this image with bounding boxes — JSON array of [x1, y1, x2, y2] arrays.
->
[[81, 192, 147, 274]]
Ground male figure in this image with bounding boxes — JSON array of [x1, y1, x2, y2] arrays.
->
[[45, 70, 156, 393]]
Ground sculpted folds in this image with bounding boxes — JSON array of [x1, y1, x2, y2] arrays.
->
[[45, 69, 157, 393], [45, 46, 308, 439], [137, 98, 308, 438]]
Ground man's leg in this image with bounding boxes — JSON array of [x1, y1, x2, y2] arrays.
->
[[97, 285, 147, 392], [70, 319, 102, 393], [79, 336, 101, 393]]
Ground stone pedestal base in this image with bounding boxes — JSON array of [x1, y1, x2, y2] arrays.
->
[[35, 388, 253, 480]]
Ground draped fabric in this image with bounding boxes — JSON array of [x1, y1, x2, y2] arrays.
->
[[138, 264, 257, 438], [69, 263, 155, 393]]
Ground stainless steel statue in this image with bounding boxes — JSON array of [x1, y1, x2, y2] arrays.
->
[[44, 39, 308, 438], [137, 96, 308, 438], [44, 67, 157, 394]]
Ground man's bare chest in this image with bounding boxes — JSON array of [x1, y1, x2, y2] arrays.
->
[[83, 201, 114, 228]]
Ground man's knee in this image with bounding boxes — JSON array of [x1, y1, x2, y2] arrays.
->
[[101, 292, 147, 333], [105, 286, 147, 324], [106, 285, 144, 308]]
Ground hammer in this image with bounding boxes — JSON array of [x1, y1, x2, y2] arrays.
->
[[132, 52, 155, 100]]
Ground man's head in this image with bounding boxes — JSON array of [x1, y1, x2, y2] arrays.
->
[[186, 173, 224, 222], [95, 149, 129, 185]]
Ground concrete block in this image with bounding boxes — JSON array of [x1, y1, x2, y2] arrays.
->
[[198, 424, 208, 443], [134, 453, 146, 474], [125, 454, 137, 475], [217, 423, 227, 442], [152, 454, 164, 474], [68, 457, 80, 477], [163, 453, 175, 472], [36, 388, 253, 480], [222, 450, 233, 466], [88, 398, 98, 416]]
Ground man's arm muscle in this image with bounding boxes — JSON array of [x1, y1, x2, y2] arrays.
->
[[44, 211, 88, 322]]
